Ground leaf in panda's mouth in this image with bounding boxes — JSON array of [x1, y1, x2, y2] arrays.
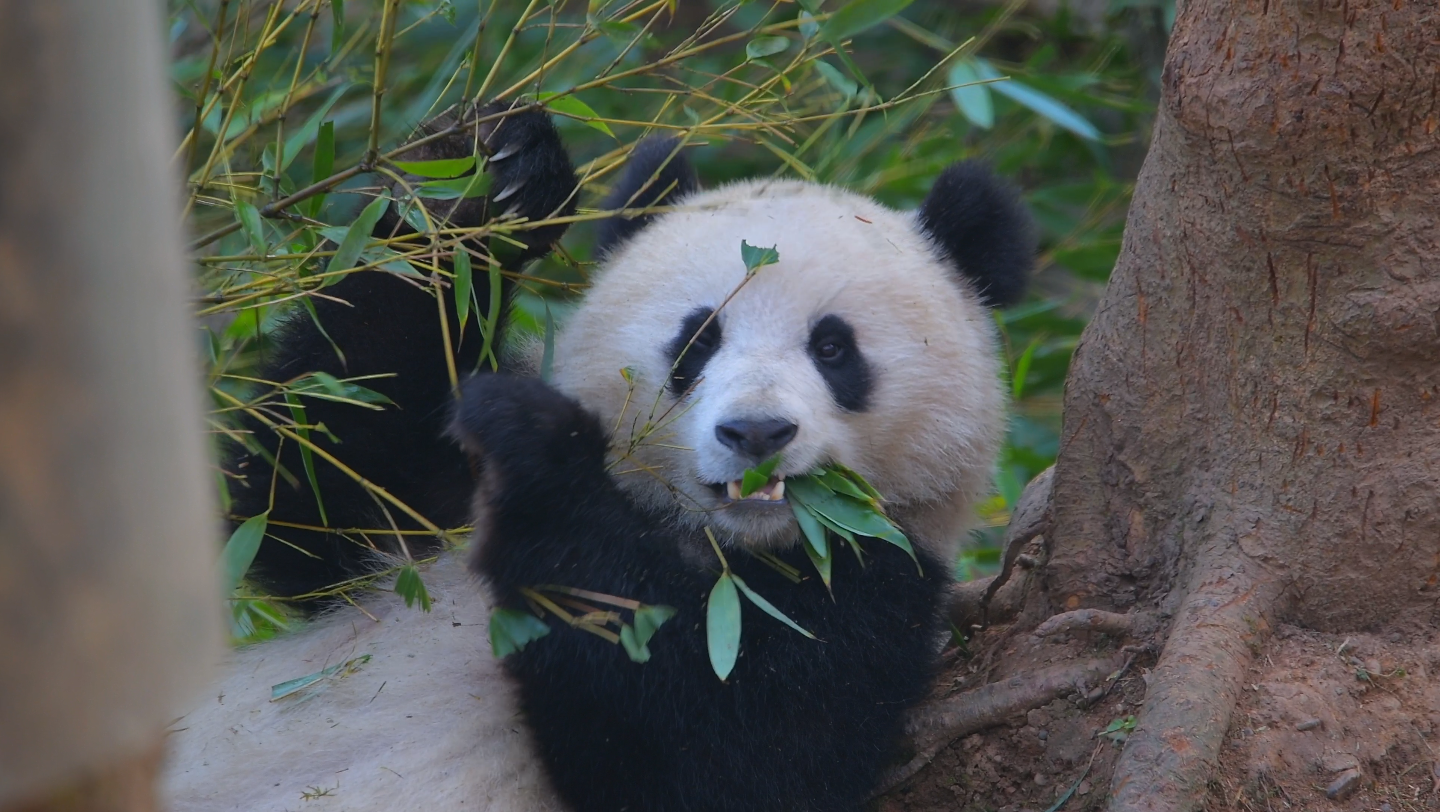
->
[[733, 459, 920, 584]]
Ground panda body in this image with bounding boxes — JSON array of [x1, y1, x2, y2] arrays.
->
[[166, 116, 1032, 811]]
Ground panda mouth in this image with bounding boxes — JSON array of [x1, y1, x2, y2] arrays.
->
[[707, 477, 787, 503]]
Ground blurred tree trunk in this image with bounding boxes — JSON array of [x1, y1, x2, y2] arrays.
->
[[1031, 0, 1440, 809], [0, 2, 218, 811]]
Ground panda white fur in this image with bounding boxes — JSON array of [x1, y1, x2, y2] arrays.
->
[[166, 110, 1032, 812]]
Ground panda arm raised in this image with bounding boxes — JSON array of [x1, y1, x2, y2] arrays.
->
[[228, 105, 577, 600]]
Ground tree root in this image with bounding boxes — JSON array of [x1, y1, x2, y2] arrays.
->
[[1105, 553, 1282, 812], [875, 657, 1120, 797], [1034, 608, 1159, 640], [949, 467, 1053, 630]]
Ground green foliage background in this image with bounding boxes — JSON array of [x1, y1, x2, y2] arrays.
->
[[170, 0, 1169, 635]]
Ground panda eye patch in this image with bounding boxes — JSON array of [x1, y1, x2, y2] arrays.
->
[[808, 314, 871, 412], [664, 307, 722, 397]]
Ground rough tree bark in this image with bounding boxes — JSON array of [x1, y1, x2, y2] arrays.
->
[[0, 1, 218, 810], [1031, 1, 1440, 809]]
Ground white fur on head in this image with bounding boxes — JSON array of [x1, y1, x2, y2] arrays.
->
[[552, 179, 1007, 563]]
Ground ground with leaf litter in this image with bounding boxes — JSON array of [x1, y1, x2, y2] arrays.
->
[[878, 607, 1440, 812]]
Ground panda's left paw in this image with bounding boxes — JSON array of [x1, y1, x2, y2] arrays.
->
[[449, 374, 609, 486]]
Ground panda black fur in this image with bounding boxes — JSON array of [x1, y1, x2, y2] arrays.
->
[[173, 108, 1032, 812], [225, 103, 579, 600]]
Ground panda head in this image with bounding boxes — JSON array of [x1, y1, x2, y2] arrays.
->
[[551, 140, 1033, 562]]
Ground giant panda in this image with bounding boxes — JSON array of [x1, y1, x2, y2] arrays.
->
[[166, 105, 1032, 812]]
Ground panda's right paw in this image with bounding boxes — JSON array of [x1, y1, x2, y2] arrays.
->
[[388, 102, 578, 262], [448, 374, 609, 490]]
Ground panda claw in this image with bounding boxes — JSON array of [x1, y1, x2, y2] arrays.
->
[[493, 179, 527, 203], [488, 143, 520, 162]]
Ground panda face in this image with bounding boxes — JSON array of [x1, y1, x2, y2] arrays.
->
[[552, 180, 1008, 560]]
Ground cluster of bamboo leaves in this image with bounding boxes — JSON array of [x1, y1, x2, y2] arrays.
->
[[179, 0, 1160, 640]]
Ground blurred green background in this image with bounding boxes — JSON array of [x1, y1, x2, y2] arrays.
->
[[171, 0, 1171, 630]]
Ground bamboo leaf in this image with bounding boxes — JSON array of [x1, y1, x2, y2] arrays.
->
[[220, 513, 268, 593], [975, 59, 1101, 141], [283, 394, 328, 526], [822, 0, 916, 42], [490, 608, 551, 658], [947, 60, 994, 130], [454, 247, 473, 330], [740, 454, 782, 497], [324, 195, 390, 276], [282, 84, 349, 173], [746, 36, 790, 60], [394, 564, 432, 612], [415, 173, 492, 200], [538, 91, 615, 137], [235, 200, 267, 256], [740, 240, 779, 274], [731, 574, 816, 639], [707, 573, 741, 680], [307, 120, 335, 218], [392, 155, 477, 178]]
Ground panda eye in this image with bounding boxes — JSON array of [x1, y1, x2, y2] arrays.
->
[[814, 340, 844, 363]]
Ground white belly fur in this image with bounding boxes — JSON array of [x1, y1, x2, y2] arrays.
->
[[161, 555, 564, 811]]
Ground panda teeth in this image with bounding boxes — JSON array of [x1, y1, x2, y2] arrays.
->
[[724, 478, 787, 502]]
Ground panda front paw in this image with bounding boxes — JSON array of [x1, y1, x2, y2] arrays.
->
[[388, 101, 578, 261], [449, 374, 609, 488]]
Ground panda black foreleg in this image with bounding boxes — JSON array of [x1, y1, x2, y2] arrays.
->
[[453, 374, 950, 812], [227, 105, 577, 601]]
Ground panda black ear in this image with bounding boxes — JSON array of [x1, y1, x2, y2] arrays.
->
[[595, 137, 699, 257], [916, 161, 1034, 308]]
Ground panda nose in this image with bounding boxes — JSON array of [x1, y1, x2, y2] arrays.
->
[[714, 418, 799, 461]]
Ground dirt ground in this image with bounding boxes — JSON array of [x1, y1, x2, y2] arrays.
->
[[879, 607, 1440, 812]]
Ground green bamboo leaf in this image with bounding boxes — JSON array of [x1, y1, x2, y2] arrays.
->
[[392, 155, 476, 178], [974, 59, 1101, 142], [283, 394, 328, 526], [235, 200, 266, 256], [540, 302, 556, 382], [791, 499, 829, 559], [745, 36, 789, 60], [707, 573, 741, 680], [619, 624, 651, 663], [822, 0, 916, 42], [324, 195, 390, 276], [813, 60, 858, 99], [394, 564, 432, 612], [731, 574, 815, 639], [817, 469, 872, 503], [307, 120, 335, 218], [740, 454, 782, 497], [328, 0, 344, 55], [797, 9, 820, 40], [479, 259, 503, 371], [490, 608, 551, 658], [282, 84, 349, 173], [271, 654, 370, 701], [801, 529, 833, 590], [619, 604, 676, 663], [305, 370, 394, 405], [788, 477, 918, 569], [1012, 337, 1040, 400], [415, 173, 492, 200], [537, 92, 615, 138], [220, 513, 268, 593], [740, 240, 779, 274], [454, 247, 473, 330], [947, 60, 994, 130]]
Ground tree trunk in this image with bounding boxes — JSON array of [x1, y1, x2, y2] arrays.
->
[[0, 1, 219, 809], [1036, 0, 1440, 809]]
